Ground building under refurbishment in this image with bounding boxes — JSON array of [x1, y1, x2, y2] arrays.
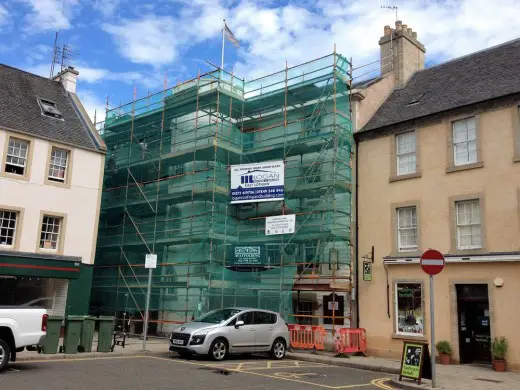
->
[[90, 52, 354, 336]]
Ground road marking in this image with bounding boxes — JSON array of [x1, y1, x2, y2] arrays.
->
[[274, 372, 318, 379], [147, 356, 376, 389], [267, 361, 272, 368], [236, 362, 244, 371], [241, 364, 326, 371], [371, 378, 395, 390]]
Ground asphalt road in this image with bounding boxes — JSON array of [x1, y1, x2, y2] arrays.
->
[[1, 355, 395, 390]]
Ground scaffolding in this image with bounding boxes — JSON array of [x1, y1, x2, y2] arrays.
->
[[90, 52, 353, 336]]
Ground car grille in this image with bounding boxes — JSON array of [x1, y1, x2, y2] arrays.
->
[[170, 332, 191, 346]]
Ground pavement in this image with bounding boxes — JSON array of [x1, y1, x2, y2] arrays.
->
[[13, 337, 520, 389]]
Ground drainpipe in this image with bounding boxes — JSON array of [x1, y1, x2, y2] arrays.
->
[[354, 137, 360, 327]]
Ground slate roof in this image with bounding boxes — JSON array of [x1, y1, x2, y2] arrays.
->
[[360, 38, 520, 133], [0, 64, 104, 152]]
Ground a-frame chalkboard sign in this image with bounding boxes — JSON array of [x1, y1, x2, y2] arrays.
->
[[398, 341, 432, 385]]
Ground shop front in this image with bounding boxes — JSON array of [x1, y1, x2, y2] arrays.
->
[[0, 250, 93, 316]]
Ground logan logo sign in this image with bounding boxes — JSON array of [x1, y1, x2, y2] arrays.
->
[[230, 161, 284, 204]]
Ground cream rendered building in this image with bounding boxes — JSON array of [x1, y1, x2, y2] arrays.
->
[[0, 65, 105, 316], [355, 26, 520, 371]]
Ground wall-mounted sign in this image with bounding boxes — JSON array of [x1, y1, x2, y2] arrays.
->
[[265, 214, 295, 235], [145, 253, 157, 269], [363, 261, 372, 281], [226, 245, 266, 269], [398, 341, 432, 385], [230, 161, 284, 204]]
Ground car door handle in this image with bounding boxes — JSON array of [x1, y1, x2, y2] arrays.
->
[[268, 327, 274, 330], [249, 328, 255, 331]]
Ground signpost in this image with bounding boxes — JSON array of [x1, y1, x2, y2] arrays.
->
[[420, 249, 445, 388], [143, 253, 157, 351], [362, 261, 372, 281]]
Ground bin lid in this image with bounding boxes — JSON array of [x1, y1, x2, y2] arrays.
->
[[83, 316, 97, 320], [47, 315, 64, 321], [97, 316, 115, 321], [66, 315, 85, 321]]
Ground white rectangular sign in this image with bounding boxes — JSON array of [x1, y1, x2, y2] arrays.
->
[[265, 214, 295, 235], [145, 253, 157, 269], [230, 161, 284, 204]]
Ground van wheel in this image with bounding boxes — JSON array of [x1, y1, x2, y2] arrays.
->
[[209, 338, 228, 361], [270, 338, 286, 360], [0, 338, 11, 372]]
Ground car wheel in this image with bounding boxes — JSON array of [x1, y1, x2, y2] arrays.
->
[[0, 338, 11, 372], [209, 338, 228, 361], [270, 338, 286, 360]]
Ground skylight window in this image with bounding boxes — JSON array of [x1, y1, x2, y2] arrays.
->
[[407, 93, 425, 106], [38, 98, 63, 119]]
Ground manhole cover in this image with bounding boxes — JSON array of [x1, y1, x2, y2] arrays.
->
[[475, 378, 503, 384]]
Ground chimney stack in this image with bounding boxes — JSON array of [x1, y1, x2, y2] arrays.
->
[[52, 66, 79, 94], [379, 20, 426, 88]]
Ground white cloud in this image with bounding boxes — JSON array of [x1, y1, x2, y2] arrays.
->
[[20, 0, 80, 33], [0, 5, 8, 27], [93, 0, 120, 18], [102, 16, 177, 67]]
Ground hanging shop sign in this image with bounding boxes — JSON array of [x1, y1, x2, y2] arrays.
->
[[398, 341, 432, 385], [265, 214, 295, 235], [362, 261, 372, 281], [226, 244, 267, 270], [230, 161, 285, 204]]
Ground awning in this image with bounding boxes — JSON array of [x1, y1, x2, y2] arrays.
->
[[0, 250, 82, 279]]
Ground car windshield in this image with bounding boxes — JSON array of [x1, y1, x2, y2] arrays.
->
[[193, 309, 242, 324]]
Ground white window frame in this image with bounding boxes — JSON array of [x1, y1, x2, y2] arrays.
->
[[39, 215, 63, 251], [395, 282, 424, 336], [5, 137, 29, 175], [456, 199, 482, 250], [453, 117, 477, 166], [397, 207, 418, 252], [0, 210, 18, 248], [48, 147, 69, 183], [396, 131, 416, 175]]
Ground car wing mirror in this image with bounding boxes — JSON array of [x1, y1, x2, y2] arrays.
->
[[235, 320, 245, 328]]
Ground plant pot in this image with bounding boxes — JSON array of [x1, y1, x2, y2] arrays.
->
[[493, 359, 507, 372], [439, 353, 452, 365]]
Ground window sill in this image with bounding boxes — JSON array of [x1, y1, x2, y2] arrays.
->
[[513, 155, 520, 163], [0, 171, 30, 182], [446, 161, 484, 173], [389, 172, 422, 183], [392, 333, 427, 341], [449, 247, 486, 256]]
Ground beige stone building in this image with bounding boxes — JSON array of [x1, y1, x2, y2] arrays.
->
[[354, 23, 520, 371]]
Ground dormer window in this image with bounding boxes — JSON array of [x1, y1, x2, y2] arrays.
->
[[38, 98, 63, 120]]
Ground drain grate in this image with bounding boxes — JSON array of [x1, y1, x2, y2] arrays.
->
[[475, 378, 503, 384]]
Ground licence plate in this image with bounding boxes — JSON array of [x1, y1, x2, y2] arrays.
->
[[172, 339, 184, 345]]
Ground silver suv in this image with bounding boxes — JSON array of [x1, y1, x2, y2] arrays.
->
[[169, 307, 290, 361]]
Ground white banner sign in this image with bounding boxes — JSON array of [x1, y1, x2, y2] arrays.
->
[[265, 214, 295, 235], [230, 161, 284, 204], [145, 253, 157, 269]]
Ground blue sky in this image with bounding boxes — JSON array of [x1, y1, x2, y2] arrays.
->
[[1, 0, 519, 123]]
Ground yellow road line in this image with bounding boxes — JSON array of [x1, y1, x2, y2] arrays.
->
[[239, 364, 327, 371], [371, 378, 395, 390], [267, 361, 272, 368], [236, 362, 244, 371]]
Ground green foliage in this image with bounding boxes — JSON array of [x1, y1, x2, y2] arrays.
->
[[492, 337, 508, 360], [435, 340, 452, 355]]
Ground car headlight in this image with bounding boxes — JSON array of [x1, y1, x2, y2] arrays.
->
[[193, 328, 211, 336]]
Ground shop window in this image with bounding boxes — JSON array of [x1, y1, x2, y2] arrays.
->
[[395, 282, 424, 336]]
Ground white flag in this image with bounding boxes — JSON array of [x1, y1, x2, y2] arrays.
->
[[224, 22, 240, 48]]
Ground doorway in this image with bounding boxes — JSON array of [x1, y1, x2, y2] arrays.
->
[[456, 284, 491, 364]]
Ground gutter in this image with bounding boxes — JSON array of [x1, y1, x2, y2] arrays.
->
[[354, 136, 360, 327]]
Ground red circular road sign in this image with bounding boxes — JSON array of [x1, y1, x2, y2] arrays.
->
[[420, 249, 445, 276]]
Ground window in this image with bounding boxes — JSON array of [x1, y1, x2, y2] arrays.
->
[[48, 147, 69, 183], [253, 311, 271, 325], [38, 98, 63, 119], [294, 301, 313, 325], [5, 137, 29, 175], [396, 131, 416, 175], [453, 117, 477, 166], [39, 215, 63, 250], [266, 244, 281, 267], [397, 207, 418, 252], [0, 210, 18, 247], [456, 199, 482, 249], [395, 283, 424, 335], [299, 242, 320, 273]]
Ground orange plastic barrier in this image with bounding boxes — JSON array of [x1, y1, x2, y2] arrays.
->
[[288, 325, 327, 350], [334, 328, 367, 355]]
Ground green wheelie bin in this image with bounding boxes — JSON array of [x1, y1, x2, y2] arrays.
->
[[63, 315, 84, 354], [79, 316, 96, 353], [42, 316, 63, 354], [97, 316, 115, 353]]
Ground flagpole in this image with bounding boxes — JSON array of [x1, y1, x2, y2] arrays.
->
[[221, 19, 226, 71]]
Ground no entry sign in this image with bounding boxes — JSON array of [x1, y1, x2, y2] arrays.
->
[[420, 249, 445, 276]]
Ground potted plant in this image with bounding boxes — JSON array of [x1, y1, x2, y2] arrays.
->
[[436, 340, 452, 365], [492, 336, 508, 372]]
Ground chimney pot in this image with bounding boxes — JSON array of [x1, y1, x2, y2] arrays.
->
[[402, 24, 408, 32], [412, 32, 418, 39], [384, 25, 392, 35], [407, 28, 413, 35], [395, 20, 402, 30]]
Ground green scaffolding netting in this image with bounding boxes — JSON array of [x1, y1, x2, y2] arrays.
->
[[90, 53, 354, 335]]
